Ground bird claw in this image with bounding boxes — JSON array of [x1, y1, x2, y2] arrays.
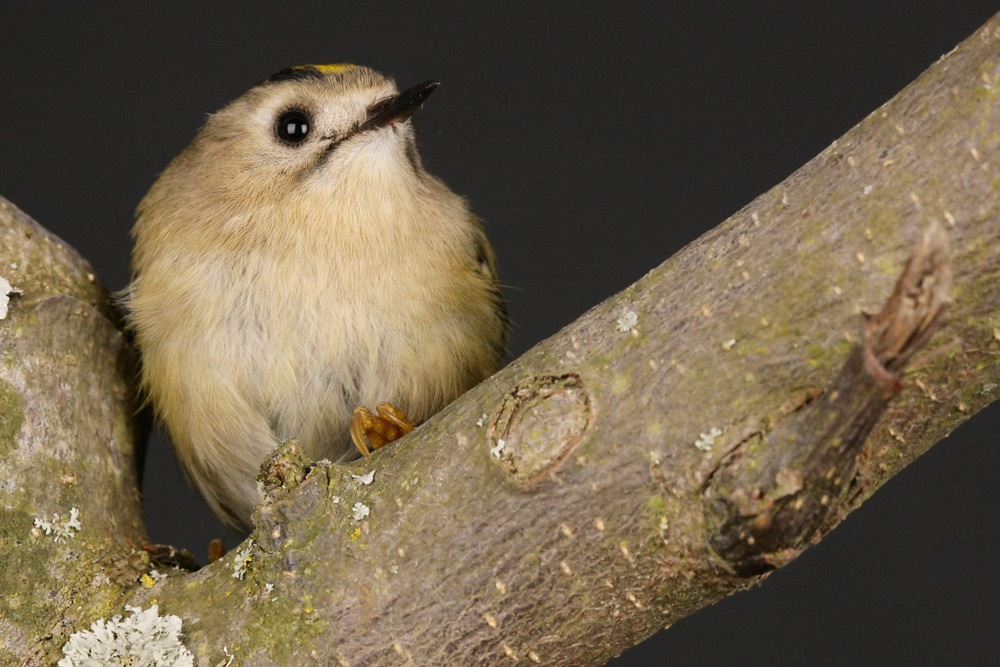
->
[[350, 402, 415, 457]]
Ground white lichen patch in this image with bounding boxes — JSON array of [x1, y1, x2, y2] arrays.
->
[[58, 604, 194, 667], [490, 438, 506, 459], [0, 276, 21, 320], [615, 310, 638, 333], [475, 413, 488, 427], [231, 539, 255, 580], [351, 470, 375, 485], [34, 507, 81, 542], [694, 427, 723, 452], [0, 277, 10, 320], [352, 502, 370, 521]]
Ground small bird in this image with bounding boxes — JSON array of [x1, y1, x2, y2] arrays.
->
[[126, 64, 507, 529]]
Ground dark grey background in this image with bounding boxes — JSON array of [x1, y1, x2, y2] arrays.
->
[[2, 3, 998, 665]]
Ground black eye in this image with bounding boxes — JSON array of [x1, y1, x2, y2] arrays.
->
[[275, 110, 311, 145]]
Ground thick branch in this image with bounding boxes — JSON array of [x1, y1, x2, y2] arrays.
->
[[2, 11, 1000, 667]]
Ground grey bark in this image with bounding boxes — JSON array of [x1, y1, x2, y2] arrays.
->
[[1, 11, 999, 667]]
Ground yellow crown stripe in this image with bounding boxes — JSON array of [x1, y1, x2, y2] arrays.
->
[[296, 63, 355, 75]]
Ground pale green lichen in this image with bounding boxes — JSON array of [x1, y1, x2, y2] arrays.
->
[[0, 275, 16, 319], [58, 604, 194, 666], [694, 427, 722, 452], [232, 539, 256, 581], [351, 470, 375, 485], [351, 502, 370, 521], [615, 310, 638, 333], [490, 438, 506, 459], [33, 507, 81, 542]]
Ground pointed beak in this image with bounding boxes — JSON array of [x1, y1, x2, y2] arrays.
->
[[360, 81, 439, 131]]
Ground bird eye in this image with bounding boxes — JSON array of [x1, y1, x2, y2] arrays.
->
[[275, 109, 311, 145]]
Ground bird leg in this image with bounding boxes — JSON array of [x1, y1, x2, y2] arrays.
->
[[350, 402, 415, 457]]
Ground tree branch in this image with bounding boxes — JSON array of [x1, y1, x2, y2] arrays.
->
[[2, 11, 1000, 666]]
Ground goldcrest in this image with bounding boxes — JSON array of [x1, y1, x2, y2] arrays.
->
[[126, 64, 507, 528]]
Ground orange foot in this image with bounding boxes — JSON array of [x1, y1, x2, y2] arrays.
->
[[208, 538, 225, 564], [350, 402, 415, 457]]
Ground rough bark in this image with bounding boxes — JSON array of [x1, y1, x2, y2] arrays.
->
[[2, 11, 1000, 667]]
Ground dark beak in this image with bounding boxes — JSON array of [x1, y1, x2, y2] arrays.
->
[[360, 81, 439, 131]]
